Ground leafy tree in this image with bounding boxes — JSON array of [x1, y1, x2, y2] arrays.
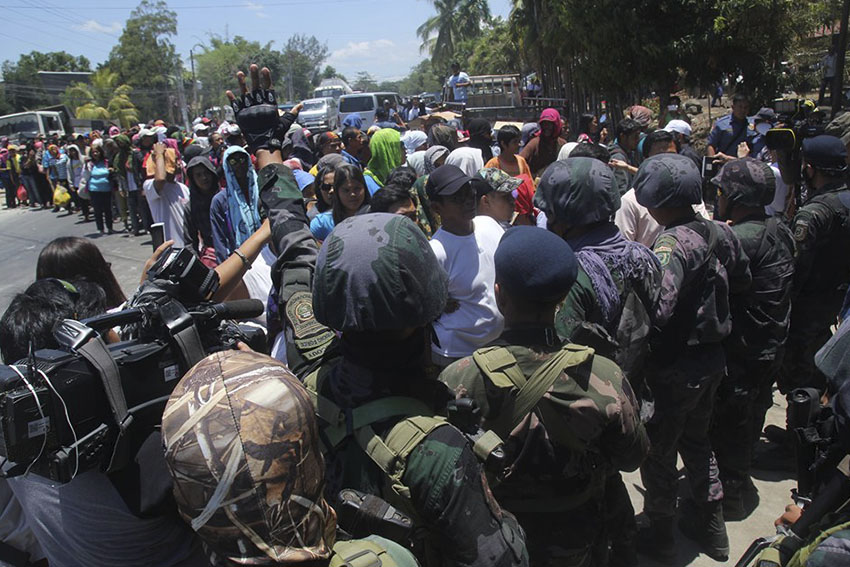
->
[[396, 59, 444, 95], [195, 35, 275, 108], [106, 0, 178, 121], [417, 0, 491, 70], [1, 51, 91, 112], [280, 35, 329, 100], [321, 65, 346, 82], [456, 17, 521, 75], [352, 71, 378, 92], [62, 69, 139, 128]]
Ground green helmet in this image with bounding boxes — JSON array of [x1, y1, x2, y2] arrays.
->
[[312, 213, 448, 331], [162, 350, 336, 565], [711, 157, 776, 208]]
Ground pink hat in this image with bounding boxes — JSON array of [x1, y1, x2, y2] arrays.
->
[[34, 141, 43, 149], [108, 126, 120, 136]]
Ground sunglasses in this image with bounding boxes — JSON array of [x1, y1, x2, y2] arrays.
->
[[321, 183, 334, 193], [227, 154, 249, 165]]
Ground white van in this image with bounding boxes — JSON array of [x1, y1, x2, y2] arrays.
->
[[298, 97, 339, 132], [0, 111, 66, 143], [338, 92, 402, 129]]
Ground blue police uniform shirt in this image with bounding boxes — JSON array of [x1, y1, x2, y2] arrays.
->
[[707, 114, 756, 155]]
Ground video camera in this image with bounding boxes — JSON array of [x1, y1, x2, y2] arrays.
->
[[0, 246, 266, 483], [765, 99, 825, 153]]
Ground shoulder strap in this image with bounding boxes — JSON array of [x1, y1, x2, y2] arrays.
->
[[473, 344, 594, 451]]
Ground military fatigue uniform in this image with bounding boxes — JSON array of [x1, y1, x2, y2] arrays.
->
[[712, 214, 795, 492], [258, 162, 528, 567], [641, 215, 751, 522], [439, 329, 649, 567], [781, 181, 850, 393]]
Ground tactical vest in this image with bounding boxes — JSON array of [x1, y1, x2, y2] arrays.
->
[[304, 365, 450, 522], [798, 189, 850, 297], [471, 343, 606, 511]]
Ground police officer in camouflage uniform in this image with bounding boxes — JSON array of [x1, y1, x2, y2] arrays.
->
[[709, 158, 795, 521], [225, 65, 528, 567], [780, 135, 850, 394], [633, 153, 752, 563], [438, 226, 649, 567], [533, 157, 660, 566], [162, 350, 421, 567]]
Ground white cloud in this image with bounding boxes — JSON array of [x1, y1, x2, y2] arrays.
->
[[243, 1, 268, 18], [73, 20, 122, 34], [327, 39, 426, 81], [329, 39, 395, 63]]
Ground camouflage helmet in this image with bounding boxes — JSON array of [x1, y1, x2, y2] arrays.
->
[[711, 158, 776, 208], [633, 153, 702, 208], [162, 351, 336, 565], [533, 157, 620, 227], [313, 213, 448, 331]]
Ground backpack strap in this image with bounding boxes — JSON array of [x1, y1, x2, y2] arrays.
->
[[473, 344, 594, 452]]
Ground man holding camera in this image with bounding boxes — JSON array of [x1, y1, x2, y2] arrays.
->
[[780, 135, 850, 395]]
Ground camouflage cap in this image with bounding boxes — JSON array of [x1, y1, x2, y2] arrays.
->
[[711, 157, 776, 207], [633, 153, 702, 208], [162, 351, 336, 565], [477, 167, 523, 194], [313, 213, 448, 331], [533, 157, 620, 227]]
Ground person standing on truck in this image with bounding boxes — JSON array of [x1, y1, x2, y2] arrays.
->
[[447, 62, 471, 105]]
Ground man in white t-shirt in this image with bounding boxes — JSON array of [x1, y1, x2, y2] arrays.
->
[[143, 143, 189, 248], [427, 164, 504, 367]]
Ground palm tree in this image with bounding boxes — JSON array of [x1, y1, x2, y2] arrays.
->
[[417, 0, 491, 68], [63, 69, 139, 128]]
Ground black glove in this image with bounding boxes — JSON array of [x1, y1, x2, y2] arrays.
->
[[230, 85, 288, 152]]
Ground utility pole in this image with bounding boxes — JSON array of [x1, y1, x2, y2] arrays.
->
[[832, 0, 850, 116], [175, 59, 191, 131], [190, 48, 199, 116]]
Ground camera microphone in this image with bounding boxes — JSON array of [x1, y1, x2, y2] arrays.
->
[[198, 299, 265, 321]]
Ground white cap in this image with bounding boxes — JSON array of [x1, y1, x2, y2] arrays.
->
[[663, 119, 692, 137], [193, 123, 209, 133], [138, 128, 156, 138]]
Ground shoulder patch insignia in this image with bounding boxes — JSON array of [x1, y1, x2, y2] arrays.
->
[[794, 223, 809, 242], [285, 290, 322, 338], [654, 235, 676, 267]]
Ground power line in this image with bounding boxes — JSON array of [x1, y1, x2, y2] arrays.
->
[[0, 31, 49, 50], [39, 6, 121, 39], [4, 0, 364, 9], [2, 7, 115, 53]]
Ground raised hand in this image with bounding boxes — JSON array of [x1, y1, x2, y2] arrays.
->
[[226, 64, 300, 152]]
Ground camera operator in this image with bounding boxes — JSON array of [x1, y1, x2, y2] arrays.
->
[[162, 350, 420, 567], [780, 135, 850, 396], [0, 279, 210, 567], [768, 320, 850, 565]]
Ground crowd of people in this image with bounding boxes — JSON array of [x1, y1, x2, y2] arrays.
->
[[1, 63, 850, 567]]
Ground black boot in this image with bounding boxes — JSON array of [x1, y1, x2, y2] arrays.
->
[[722, 479, 759, 521], [636, 517, 675, 563], [678, 500, 729, 562]]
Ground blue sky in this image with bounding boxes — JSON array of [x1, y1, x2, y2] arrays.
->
[[0, 0, 513, 82]]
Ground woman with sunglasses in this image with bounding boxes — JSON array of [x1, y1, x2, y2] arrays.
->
[[309, 164, 371, 241]]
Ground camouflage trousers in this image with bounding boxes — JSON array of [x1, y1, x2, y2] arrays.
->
[[640, 367, 724, 520], [711, 356, 781, 487]]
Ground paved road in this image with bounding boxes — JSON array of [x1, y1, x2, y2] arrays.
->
[[0, 199, 799, 566], [0, 204, 153, 315]]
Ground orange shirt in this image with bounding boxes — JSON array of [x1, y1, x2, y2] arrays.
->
[[484, 154, 532, 179]]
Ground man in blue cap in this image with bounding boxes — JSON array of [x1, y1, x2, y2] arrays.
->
[[439, 225, 648, 567], [633, 153, 751, 563], [781, 134, 850, 395]]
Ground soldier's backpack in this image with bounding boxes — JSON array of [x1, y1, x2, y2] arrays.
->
[[470, 343, 606, 510], [330, 536, 419, 567]]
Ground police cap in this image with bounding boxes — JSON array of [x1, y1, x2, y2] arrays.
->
[[495, 226, 578, 302], [533, 157, 620, 227]]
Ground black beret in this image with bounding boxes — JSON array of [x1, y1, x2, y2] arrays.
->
[[495, 226, 578, 302], [634, 153, 702, 208], [802, 135, 848, 169]]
